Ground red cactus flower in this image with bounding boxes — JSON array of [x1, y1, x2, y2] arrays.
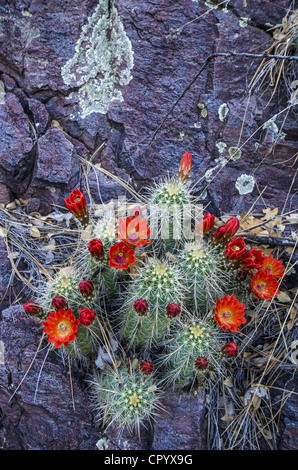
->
[[51, 295, 68, 311], [214, 294, 246, 333], [239, 248, 265, 270], [64, 189, 89, 226], [133, 299, 149, 316], [261, 254, 285, 279], [225, 237, 246, 260], [79, 280, 94, 298], [116, 216, 151, 247], [222, 342, 238, 357], [109, 241, 136, 269], [250, 269, 280, 300], [166, 303, 181, 318], [23, 301, 42, 316], [42, 308, 79, 348], [88, 238, 104, 261], [212, 217, 239, 244], [194, 356, 208, 370], [178, 151, 193, 181], [196, 212, 215, 235], [140, 360, 154, 375], [79, 308, 96, 326]]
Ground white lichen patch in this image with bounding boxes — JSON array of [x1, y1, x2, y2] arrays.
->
[[216, 141, 227, 154], [61, 0, 134, 118], [218, 103, 229, 122], [235, 174, 255, 195]]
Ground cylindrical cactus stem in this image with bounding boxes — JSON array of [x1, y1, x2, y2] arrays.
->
[[118, 257, 184, 350], [89, 359, 161, 435], [157, 317, 226, 387]]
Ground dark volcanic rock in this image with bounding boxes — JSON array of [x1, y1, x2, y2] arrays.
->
[[0, 92, 35, 196]]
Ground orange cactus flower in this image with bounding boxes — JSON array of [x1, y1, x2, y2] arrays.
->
[[261, 254, 285, 279], [116, 215, 151, 247], [64, 189, 89, 226], [225, 237, 246, 260], [109, 241, 136, 269], [239, 248, 265, 270], [214, 294, 246, 333], [250, 269, 280, 300], [178, 151, 193, 181], [42, 308, 80, 348]]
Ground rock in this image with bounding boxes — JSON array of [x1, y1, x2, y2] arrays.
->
[[0, 92, 35, 196], [25, 125, 82, 205], [26, 197, 52, 216], [0, 184, 13, 206]]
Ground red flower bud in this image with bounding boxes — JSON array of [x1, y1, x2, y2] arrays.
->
[[51, 295, 68, 311], [79, 308, 96, 326], [23, 301, 42, 316], [166, 303, 181, 318], [196, 212, 215, 235], [178, 151, 193, 181], [133, 299, 149, 316], [225, 237, 246, 260], [88, 238, 104, 261], [79, 280, 94, 298], [140, 360, 154, 375], [224, 217, 240, 240], [212, 217, 239, 243], [194, 356, 208, 370], [64, 189, 89, 227], [211, 225, 227, 244], [222, 342, 238, 357]]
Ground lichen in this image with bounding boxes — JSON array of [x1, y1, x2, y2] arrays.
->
[[216, 142, 227, 154], [239, 17, 250, 28], [61, 0, 134, 118], [218, 103, 229, 122], [235, 174, 255, 195], [228, 147, 242, 161]]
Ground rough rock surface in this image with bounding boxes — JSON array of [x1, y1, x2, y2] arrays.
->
[[0, 0, 297, 450]]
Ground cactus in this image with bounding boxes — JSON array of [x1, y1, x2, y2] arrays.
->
[[118, 257, 185, 349], [90, 359, 161, 434], [157, 317, 226, 387], [179, 241, 251, 312]]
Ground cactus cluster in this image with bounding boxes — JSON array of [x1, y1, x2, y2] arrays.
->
[[22, 151, 285, 434]]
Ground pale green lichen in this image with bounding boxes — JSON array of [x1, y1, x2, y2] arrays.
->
[[235, 174, 255, 195], [61, 0, 134, 118], [218, 103, 229, 122], [239, 17, 250, 27], [228, 146, 242, 161]]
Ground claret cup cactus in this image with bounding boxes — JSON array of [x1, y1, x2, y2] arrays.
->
[[21, 151, 285, 434]]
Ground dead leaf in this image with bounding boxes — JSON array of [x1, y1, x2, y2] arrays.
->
[[277, 292, 292, 302], [29, 227, 41, 238], [81, 224, 93, 240]]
